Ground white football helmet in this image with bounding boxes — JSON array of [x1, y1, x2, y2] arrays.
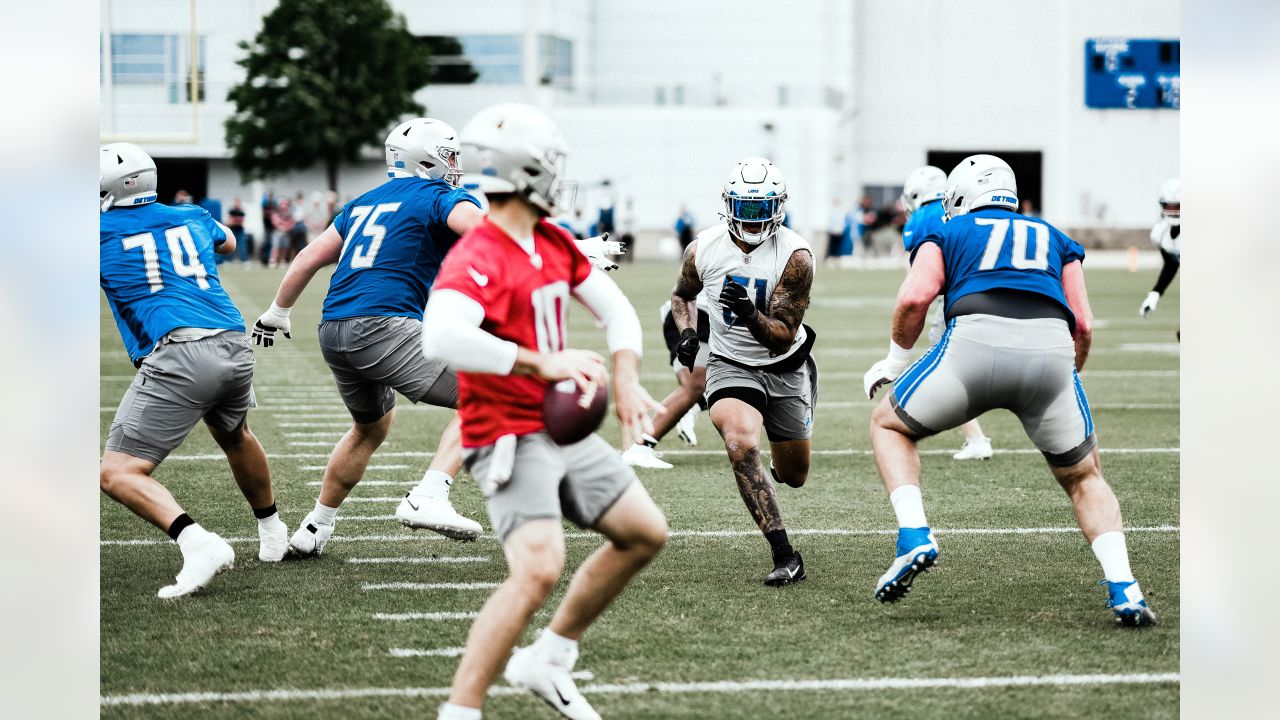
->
[[386, 118, 463, 186], [901, 165, 947, 213], [1158, 177, 1180, 226], [460, 103, 572, 216], [100, 142, 158, 212], [722, 157, 787, 245], [942, 154, 1018, 220]]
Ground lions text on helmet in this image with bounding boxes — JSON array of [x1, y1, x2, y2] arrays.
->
[[942, 154, 1019, 220], [722, 157, 788, 245], [385, 118, 463, 186], [100, 142, 159, 212], [460, 102, 576, 216]]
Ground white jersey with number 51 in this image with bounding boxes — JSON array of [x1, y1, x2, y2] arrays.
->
[[694, 222, 812, 367]]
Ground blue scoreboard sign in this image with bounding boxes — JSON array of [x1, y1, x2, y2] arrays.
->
[[1085, 38, 1180, 110]]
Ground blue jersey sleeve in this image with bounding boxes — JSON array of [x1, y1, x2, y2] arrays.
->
[[1059, 229, 1086, 265], [430, 187, 480, 240], [332, 202, 353, 239], [198, 208, 228, 246]]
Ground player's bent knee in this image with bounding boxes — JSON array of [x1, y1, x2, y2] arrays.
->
[[720, 429, 760, 462], [510, 554, 564, 600]]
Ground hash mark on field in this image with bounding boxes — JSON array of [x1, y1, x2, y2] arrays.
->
[[347, 556, 490, 564], [363, 582, 498, 591], [98, 671, 1180, 706], [306, 480, 412, 487], [340, 497, 403, 503], [277, 423, 351, 429], [388, 647, 465, 658], [298, 463, 408, 471], [372, 612, 480, 621]]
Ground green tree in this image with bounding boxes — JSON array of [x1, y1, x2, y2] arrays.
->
[[225, 0, 438, 193]]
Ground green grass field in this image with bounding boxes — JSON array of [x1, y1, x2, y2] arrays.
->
[[100, 260, 1180, 719]]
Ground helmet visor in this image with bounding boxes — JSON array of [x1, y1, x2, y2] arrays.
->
[[1160, 201, 1180, 216], [729, 196, 781, 222]]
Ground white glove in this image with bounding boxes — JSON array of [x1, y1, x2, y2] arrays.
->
[[863, 341, 914, 399], [1139, 291, 1160, 318], [575, 232, 626, 272], [252, 302, 292, 347]]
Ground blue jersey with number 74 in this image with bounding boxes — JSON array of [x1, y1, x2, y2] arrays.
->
[[322, 176, 480, 322], [919, 207, 1086, 327], [100, 202, 245, 364]]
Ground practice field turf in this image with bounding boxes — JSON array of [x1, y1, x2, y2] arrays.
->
[[100, 260, 1180, 719]]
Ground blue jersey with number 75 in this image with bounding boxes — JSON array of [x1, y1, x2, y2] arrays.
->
[[919, 207, 1086, 327], [100, 203, 245, 364], [322, 176, 480, 322]]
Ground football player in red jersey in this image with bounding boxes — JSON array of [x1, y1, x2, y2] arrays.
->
[[422, 103, 668, 720]]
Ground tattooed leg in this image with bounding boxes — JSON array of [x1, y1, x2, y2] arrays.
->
[[710, 399, 785, 533]]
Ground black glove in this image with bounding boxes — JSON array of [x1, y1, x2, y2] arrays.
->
[[720, 280, 757, 322], [675, 328, 700, 371]]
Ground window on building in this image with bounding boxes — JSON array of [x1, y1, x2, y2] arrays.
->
[[538, 35, 573, 89], [108, 33, 205, 103], [420, 35, 522, 85]]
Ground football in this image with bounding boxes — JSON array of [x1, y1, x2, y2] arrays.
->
[[542, 378, 608, 444]]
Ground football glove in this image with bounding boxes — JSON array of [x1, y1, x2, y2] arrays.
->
[[1139, 291, 1160, 318], [252, 303, 292, 347], [675, 328, 700, 371], [863, 341, 914, 400], [720, 280, 757, 322], [576, 232, 626, 272]]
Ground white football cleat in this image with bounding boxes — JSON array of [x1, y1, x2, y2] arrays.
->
[[676, 406, 699, 445], [953, 436, 993, 460], [288, 512, 335, 556], [620, 443, 673, 470], [157, 531, 235, 599], [504, 645, 601, 720], [395, 494, 483, 541], [258, 517, 289, 562]]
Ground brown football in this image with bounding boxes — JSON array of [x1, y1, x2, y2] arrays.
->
[[542, 379, 608, 445]]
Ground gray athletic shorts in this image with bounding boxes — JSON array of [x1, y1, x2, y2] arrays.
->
[[463, 432, 636, 542], [890, 314, 1097, 467], [704, 353, 817, 442], [318, 316, 457, 424], [106, 331, 256, 464]]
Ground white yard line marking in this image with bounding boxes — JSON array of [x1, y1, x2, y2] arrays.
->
[[341, 497, 403, 503], [271, 413, 351, 420], [1119, 343, 1180, 354], [287, 441, 344, 447], [277, 423, 352, 429], [298, 463, 409, 471], [641, 369, 1180, 382], [814, 401, 1176, 410], [164, 447, 1178, 462], [388, 647, 465, 658], [306, 480, 412, 487], [363, 582, 498, 591], [101, 526, 1179, 547], [372, 612, 481, 621], [99, 672, 1179, 706], [347, 556, 490, 564], [283, 432, 346, 438]]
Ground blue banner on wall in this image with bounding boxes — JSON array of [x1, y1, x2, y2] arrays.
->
[[1085, 38, 1180, 110]]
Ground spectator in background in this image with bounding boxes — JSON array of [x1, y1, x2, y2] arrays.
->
[[305, 191, 329, 235], [226, 197, 251, 265], [1020, 198, 1040, 218], [261, 191, 277, 266], [857, 194, 879, 257], [173, 189, 193, 205], [287, 192, 308, 262], [617, 197, 636, 263], [269, 197, 294, 268], [826, 197, 852, 266], [675, 204, 696, 250]]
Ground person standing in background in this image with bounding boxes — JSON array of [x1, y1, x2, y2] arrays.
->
[[619, 197, 637, 262], [287, 192, 308, 262], [226, 197, 250, 266], [261, 191, 277, 267], [268, 198, 294, 268], [826, 197, 851, 267], [857, 194, 879, 258], [676, 204, 696, 250]]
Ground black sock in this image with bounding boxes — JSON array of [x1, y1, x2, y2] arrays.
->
[[252, 502, 278, 520], [765, 529, 793, 562], [641, 434, 658, 448], [167, 513, 195, 541]]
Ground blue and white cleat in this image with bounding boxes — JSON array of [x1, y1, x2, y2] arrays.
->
[[1103, 579, 1158, 627], [875, 527, 938, 603]]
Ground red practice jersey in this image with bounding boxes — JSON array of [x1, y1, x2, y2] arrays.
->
[[433, 217, 594, 447]]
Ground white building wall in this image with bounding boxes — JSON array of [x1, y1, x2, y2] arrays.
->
[[852, 0, 1179, 228]]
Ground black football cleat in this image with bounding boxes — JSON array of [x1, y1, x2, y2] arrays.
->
[[764, 552, 806, 586]]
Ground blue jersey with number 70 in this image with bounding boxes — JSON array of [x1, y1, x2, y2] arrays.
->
[[100, 203, 245, 364], [919, 207, 1086, 326], [322, 176, 480, 322]]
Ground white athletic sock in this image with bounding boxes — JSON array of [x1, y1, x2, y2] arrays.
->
[[312, 500, 338, 526], [889, 485, 928, 529], [174, 523, 208, 551], [532, 628, 579, 667], [412, 469, 454, 500], [1091, 531, 1136, 583], [257, 512, 285, 531], [437, 702, 481, 720]]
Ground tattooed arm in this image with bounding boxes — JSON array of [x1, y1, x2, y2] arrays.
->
[[736, 249, 813, 355], [670, 240, 703, 332]]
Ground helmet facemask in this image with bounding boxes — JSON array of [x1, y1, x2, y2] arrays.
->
[[723, 192, 786, 245]]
